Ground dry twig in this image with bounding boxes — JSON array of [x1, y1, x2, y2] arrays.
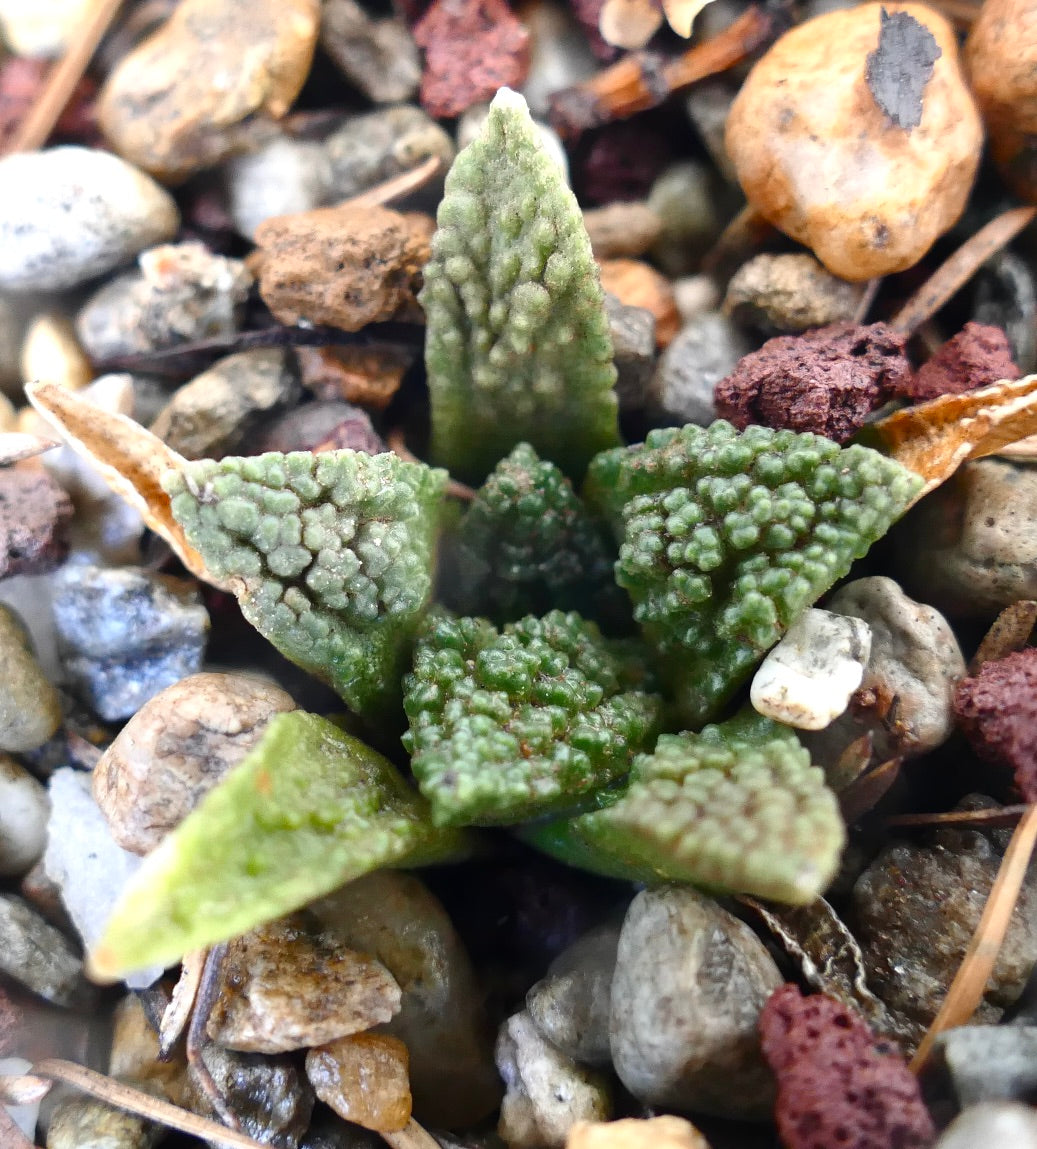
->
[[887, 805, 1029, 830]]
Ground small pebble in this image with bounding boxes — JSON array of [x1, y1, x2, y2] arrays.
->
[[93, 671, 296, 855], [646, 162, 724, 277], [224, 135, 333, 240], [307, 1033, 412, 1132], [894, 459, 1037, 618], [0, 755, 49, 877], [521, 0, 598, 118], [724, 253, 867, 333], [149, 348, 301, 460], [905, 321, 1020, 402], [321, 0, 421, 104], [51, 564, 209, 722], [583, 202, 663, 260], [0, 467, 73, 580], [525, 922, 620, 1066], [109, 994, 185, 1099], [933, 1101, 1037, 1149], [647, 311, 751, 426], [253, 204, 433, 332], [206, 913, 402, 1053], [46, 1094, 159, 1149], [966, 0, 1037, 202], [98, 0, 320, 183], [0, 148, 178, 292], [0, 0, 93, 57], [672, 275, 722, 324], [0, 892, 85, 1006], [597, 259, 679, 347], [567, 1116, 711, 1149], [497, 1010, 611, 1149], [0, 603, 62, 752], [684, 80, 739, 183], [609, 885, 782, 1120], [44, 769, 163, 989], [935, 1025, 1037, 1107], [604, 295, 655, 413], [751, 608, 872, 731], [75, 242, 253, 362], [311, 871, 501, 1128], [298, 345, 412, 411], [257, 400, 386, 456], [20, 314, 94, 392], [726, 3, 982, 279], [975, 251, 1037, 375]]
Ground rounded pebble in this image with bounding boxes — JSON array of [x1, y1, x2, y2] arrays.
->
[[0, 604, 62, 753], [0, 755, 49, 877], [724, 253, 867, 333]]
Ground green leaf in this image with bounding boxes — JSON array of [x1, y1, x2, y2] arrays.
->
[[402, 610, 663, 826], [420, 88, 620, 484], [584, 421, 924, 726], [523, 712, 845, 905], [89, 712, 470, 979], [163, 450, 448, 724]]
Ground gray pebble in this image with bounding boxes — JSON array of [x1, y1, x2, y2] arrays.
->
[[46, 1094, 159, 1149], [521, 0, 597, 119], [526, 922, 620, 1066], [0, 893, 85, 1007], [975, 250, 1037, 374], [724, 253, 866, 333], [609, 885, 781, 1120], [808, 576, 966, 767], [75, 242, 253, 362], [894, 459, 1037, 618], [0, 755, 50, 877], [0, 148, 179, 293], [647, 162, 724, 276], [584, 202, 663, 260], [44, 769, 163, 989], [321, 0, 421, 103], [934, 1102, 1037, 1149], [224, 137, 333, 240], [684, 80, 739, 183], [935, 1026, 1037, 1108], [496, 1010, 611, 1149], [648, 311, 752, 426], [51, 564, 209, 722], [605, 294, 655, 412], [149, 348, 301, 460], [0, 604, 62, 752], [257, 400, 386, 455]]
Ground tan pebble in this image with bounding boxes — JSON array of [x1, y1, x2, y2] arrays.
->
[[98, 0, 320, 183], [254, 204, 434, 331], [726, 3, 982, 280], [597, 258, 680, 347], [583, 202, 663, 260], [0, 604, 61, 753], [966, 0, 1037, 202], [306, 1032, 412, 1132], [109, 994, 185, 1099], [20, 315, 93, 392], [567, 1116, 712, 1149]]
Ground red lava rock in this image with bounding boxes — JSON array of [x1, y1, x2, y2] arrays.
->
[[759, 984, 936, 1149], [954, 647, 1037, 802], [577, 122, 670, 205], [0, 57, 98, 151], [0, 468, 74, 579], [413, 0, 531, 119], [905, 321, 1021, 402], [714, 322, 911, 443]]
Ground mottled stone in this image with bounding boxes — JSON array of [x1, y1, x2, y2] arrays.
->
[[647, 312, 752, 426], [936, 1026, 1037, 1107], [44, 769, 162, 989], [224, 136, 333, 240], [98, 0, 321, 183], [0, 604, 62, 752], [526, 922, 619, 1066], [0, 893, 84, 1006], [93, 672, 296, 855], [894, 459, 1037, 618], [46, 1094, 159, 1149], [751, 608, 872, 731], [206, 913, 402, 1053], [853, 805, 1037, 1046], [934, 1102, 1037, 1149], [724, 253, 867, 333], [583, 202, 663, 260], [311, 871, 501, 1128], [0, 468, 72, 580], [497, 1010, 611, 1149], [307, 1033, 412, 1132], [0, 755, 49, 877], [321, 0, 421, 103], [568, 1117, 711, 1149], [149, 348, 300, 460], [726, 3, 982, 279], [0, 148, 178, 292], [51, 564, 209, 722], [75, 242, 253, 362], [609, 885, 782, 1120]]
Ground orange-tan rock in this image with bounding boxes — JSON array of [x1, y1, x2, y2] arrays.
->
[[726, 3, 982, 280], [306, 1032, 412, 1132], [597, 258, 679, 346], [98, 0, 320, 183], [568, 1116, 711, 1149], [966, 0, 1037, 201]]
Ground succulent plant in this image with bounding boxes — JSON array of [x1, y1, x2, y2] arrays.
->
[[525, 710, 845, 904], [163, 449, 448, 725], [420, 88, 620, 484], [585, 420, 924, 726], [403, 609, 663, 826], [91, 712, 470, 979]]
